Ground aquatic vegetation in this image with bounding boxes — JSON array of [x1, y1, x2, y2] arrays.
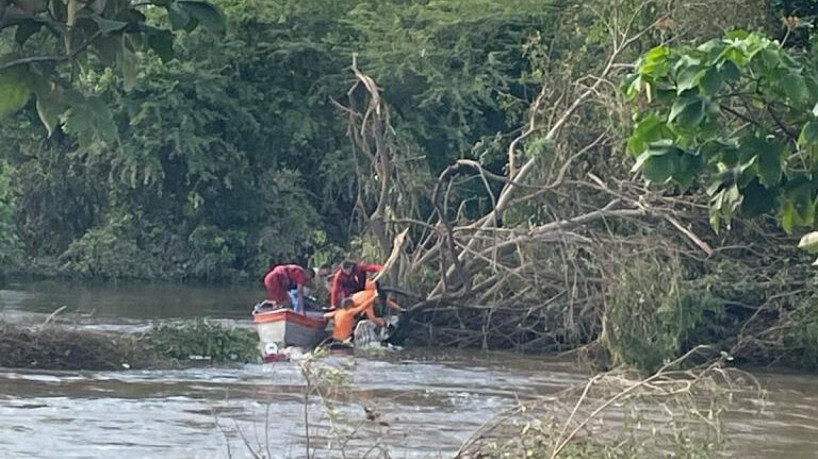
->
[[146, 318, 260, 364], [0, 322, 152, 371], [0, 318, 260, 371]]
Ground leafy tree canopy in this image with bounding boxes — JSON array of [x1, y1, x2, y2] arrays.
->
[[626, 31, 818, 235], [0, 0, 224, 141]]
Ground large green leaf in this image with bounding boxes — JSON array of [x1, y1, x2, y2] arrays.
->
[[759, 47, 782, 71], [627, 114, 670, 156], [798, 121, 818, 160], [93, 34, 123, 66], [673, 152, 704, 189], [635, 142, 683, 183], [781, 200, 798, 234], [782, 179, 816, 231], [717, 60, 741, 82], [740, 178, 777, 216], [642, 153, 676, 183], [168, 2, 192, 30], [35, 88, 68, 137], [117, 47, 138, 91], [90, 14, 129, 34], [782, 71, 810, 104], [0, 67, 31, 117], [668, 96, 706, 129], [753, 139, 786, 189], [14, 19, 44, 46], [146, 27, 175, 63], [799, 121, 818, 147], [178, 1, 225, 35], [61, 95, 119, 148], [699, 67, 723, 95]]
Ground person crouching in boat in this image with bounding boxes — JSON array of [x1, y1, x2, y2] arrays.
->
[[324, 294, 385, 345], [324, 283, 403, 346], [262, 264, 314, 314], [330, 260, 383, 310], [352, 281, 404, 347], [285, 264, 332, 312]]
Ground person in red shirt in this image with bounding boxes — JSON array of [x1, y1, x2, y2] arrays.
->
[[330, 260, 383, 309], [263, 264, 314, 312]]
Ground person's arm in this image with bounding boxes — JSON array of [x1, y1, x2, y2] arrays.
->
[[323, 310, 337, 319], [365, 304, 385, 326], [296, 284, 305, 315], [330, 271, 343, 308], [385, 298, 404, 312], [351, 296, 377, 316], [360, 263, 384, 274], [280, 295, 293, 309]]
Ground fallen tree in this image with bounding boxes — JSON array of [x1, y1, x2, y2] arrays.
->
[[337, 0, 818, 371]]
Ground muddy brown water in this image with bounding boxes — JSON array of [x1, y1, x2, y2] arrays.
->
[[1, 280, 817, 458]]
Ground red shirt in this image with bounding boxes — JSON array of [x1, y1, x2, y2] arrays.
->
[[330, 263, 382, 307], [270, 264, 308, 288]]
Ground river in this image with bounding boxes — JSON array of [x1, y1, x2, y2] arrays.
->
[[0, 279, 816, 458]]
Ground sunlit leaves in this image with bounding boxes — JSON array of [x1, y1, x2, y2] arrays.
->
[[625, 31, 818, 239], [0, 67, 31, 117]]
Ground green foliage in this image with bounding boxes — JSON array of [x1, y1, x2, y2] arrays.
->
[[0, 0, 225, 143], [605, 256, 724, 373], [59, 212, 155, 279], [1, 0, 566, 280], [346, 0, 556, 173], [0, 160, 22, 270], [0, 66, 30, 116], [788, 297, 818, 368], [146, 318, 259, 363], [627, 32, 818, 235]]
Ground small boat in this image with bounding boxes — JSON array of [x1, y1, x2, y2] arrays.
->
[[253, 306, 329, 362]]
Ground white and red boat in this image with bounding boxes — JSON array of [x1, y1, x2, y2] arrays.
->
[[253, 308, 329, 361]]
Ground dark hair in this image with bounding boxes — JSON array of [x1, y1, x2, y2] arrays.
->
[[341, 297, 355, 308], [319, 263, 331, 271], [341, 260, 356, 270]]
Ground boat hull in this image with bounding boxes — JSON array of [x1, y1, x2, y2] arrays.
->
[[254, 309, 329, 357]]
